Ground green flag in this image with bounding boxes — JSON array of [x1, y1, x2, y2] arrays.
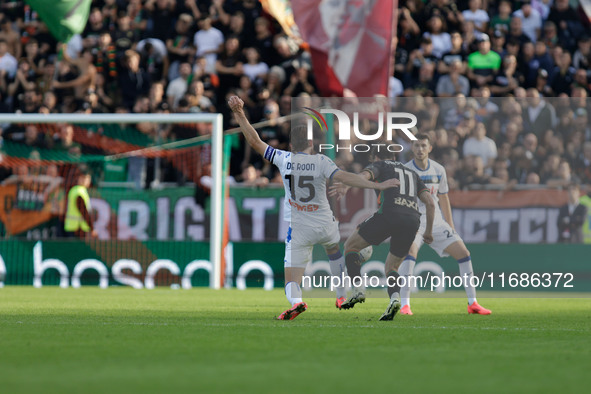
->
[[26, 0, 91, 42]]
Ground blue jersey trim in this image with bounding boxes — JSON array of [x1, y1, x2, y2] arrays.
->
[[412, 159, 430, 171], [420, 175, 442, 181], [286, 227, 292, 242], [329, 168, 340, 180], [264, 146, 276, 161]]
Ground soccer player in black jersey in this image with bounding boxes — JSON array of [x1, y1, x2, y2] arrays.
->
[[339, 149, 435, 321]]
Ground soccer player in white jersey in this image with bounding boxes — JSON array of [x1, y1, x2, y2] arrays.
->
[[399, 133, 491, 315], [228, 96, 399, 320]]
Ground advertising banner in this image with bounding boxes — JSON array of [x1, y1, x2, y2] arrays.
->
[[1, 241, 589, 295]]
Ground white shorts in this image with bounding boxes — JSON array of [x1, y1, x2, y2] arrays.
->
[[284, 220, 340, 268], [413, 219, 462, 258]]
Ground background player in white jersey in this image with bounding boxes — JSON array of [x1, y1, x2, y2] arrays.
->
[[399, 134, 491, 315], [228, 96, 399, 320]]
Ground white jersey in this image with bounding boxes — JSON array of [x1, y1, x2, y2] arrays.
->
[[264, 146, 339, 226], [404, 159, 448, 225]]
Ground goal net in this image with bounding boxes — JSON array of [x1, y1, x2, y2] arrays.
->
[[0, 113, 225, 289]]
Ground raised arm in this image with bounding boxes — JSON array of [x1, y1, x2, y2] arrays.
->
[[228, 96, 267, 156]]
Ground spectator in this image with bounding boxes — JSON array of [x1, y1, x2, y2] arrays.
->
[[113, 13, 139, 56], [166, 13, 195, 81], [420, 0, 462, 31], [491, 29, 506, 57], [52, 47, 97, 100], [52, 124, 82, 155], [436, 59, 469, 97], [0, 14, 21, 59], [24, 39, 45, 76], [194, 15, 225, 74], [506, 16, 531, 45], [491, 54, 521, 96], [540, 154, 561, 183], [225, 11, 247, 46], [557, 183, 587, 243], [523, 89, 555, 134], [534, 68, 553, 96], [423, 15, 452, 59], [405, 37, 438, 84], [146, 0, 175, 42], [459, 155, 490, 188], [7, 59, 36, 98], [547, 160, 580, 187], [541, 21, 558, 48], [572, 35, 591, 70], [187, 80, 215, 112], [242, 47, 268, 84], [137, 38, 168, 83], [407, 62, 437, 97], [463, 121, 498, 169], [440, 31, 468, 73], [526, 172, 541, 185], [512, 0, 542, 43], [490, 0, 512, 34], [239, 164, 268, 187], [0, 38, 17, 79], [82, 8, 106, 48], [149, 81, 165, 111], [534, 40, 555, 76], [283, 62, 315, 97], [215, 35, 243, 106], [551, 51, 575, 95], [118, 50, 151, 110], [252, 17, 274, 65], [547, 0, 583, 49], [166, 61, 192, 109], [23, 125, 45, 149], [467, 34, 501, 88], [462, 0, 489, 33]]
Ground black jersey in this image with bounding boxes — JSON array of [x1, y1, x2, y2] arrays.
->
[[363, 160, 428, 217]]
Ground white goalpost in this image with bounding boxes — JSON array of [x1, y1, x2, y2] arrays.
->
[[0, 113, 225, 290]]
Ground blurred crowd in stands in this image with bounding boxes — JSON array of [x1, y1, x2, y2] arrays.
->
[[0, 0, 589, 191]]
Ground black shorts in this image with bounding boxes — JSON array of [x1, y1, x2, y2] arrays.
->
[[358, 212, 420, 258]]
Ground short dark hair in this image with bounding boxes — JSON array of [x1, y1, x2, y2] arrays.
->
[[415, 133, 432, 145], [289, 125, 309, 152]]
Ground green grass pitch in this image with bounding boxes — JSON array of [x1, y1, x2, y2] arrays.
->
[[1, 287, 590, 394]]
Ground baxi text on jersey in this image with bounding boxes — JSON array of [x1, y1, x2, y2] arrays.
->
[[394, 197, 419, 210], [288, 199, 319, 212], [286, 162, 316, 171]]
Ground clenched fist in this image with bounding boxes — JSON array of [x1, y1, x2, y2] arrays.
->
[[228, 96, 244, 113]]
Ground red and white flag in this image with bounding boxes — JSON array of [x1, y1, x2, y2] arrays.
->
[[292, 0, 396, 97]]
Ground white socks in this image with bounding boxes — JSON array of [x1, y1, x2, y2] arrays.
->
[[399, 256, 416, 307], [285, 281, 303, 306], [458, 256, 477, 305], [328, 253, 347, 299]]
